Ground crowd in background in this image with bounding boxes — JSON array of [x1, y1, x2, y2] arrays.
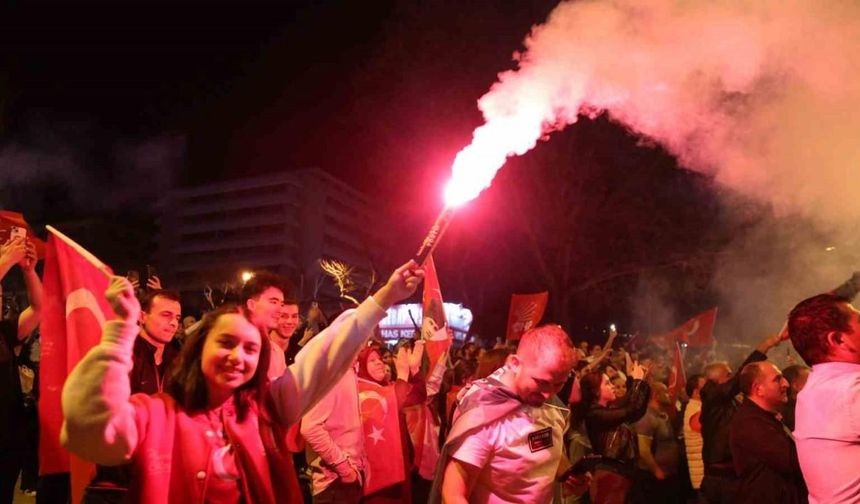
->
[[2, 234, 855, 504]]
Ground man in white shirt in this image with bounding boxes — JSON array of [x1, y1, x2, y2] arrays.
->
[[434, 325, 582, 504], [788, 293, 860, 504]]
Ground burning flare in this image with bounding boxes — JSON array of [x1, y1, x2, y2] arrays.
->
[[442, 0, 860, 230], [443, 115, 544, 207]]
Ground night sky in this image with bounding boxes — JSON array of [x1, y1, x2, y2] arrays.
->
[[0, 1, 731, 342]]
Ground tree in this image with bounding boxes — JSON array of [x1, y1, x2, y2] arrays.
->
[[490, 115, 722, 333]]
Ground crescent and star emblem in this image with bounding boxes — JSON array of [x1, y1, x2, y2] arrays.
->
[[359, 389, 390, 445], [65, 288, 108, 328]]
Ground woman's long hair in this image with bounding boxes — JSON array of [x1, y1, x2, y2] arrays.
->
[[579, 370, 604, 407], [166, 304, 272, 422]]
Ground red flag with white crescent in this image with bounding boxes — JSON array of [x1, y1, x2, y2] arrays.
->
[[653, 308, 718, 348], [402, 402, 442, 480], [505, 292, 549, 341], [40, 233, 115, 502], [667, 340, 687, 401], [357, 378, 406, 495], [678, 307, 718, 347]]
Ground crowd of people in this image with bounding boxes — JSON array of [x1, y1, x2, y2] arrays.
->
[[1, 232, 860, 503]]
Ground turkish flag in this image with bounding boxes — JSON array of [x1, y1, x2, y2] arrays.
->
[[505, 292, 549, 341], [667, 341, 687, 401], [421, 254, 450, 380], [0, 210, 46, 258], [657, 308, 718, 348], [40, 233, 115, 502], [358, 378, 407, 495], [403, 402, 442, 480]]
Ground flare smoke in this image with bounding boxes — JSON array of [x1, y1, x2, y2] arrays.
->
[[459, 0, 860, 342], [469, 0, 860, 228]]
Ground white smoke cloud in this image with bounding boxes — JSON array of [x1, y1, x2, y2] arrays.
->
[[460, 0, 860, 344], [0, 114, 183, 218], [475, 0, 860, 226], [0, 143, 90, 203]]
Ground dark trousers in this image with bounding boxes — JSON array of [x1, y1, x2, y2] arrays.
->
[[643, 474, 683, 504], [312, 480, 362, 504], [0, 448, 23, 504], [20, 405, 39, 492], [700, 474, 739, 504], [590, 468, 634, 504], [37, 473, 71, 504], [411, 472, 432, 504]]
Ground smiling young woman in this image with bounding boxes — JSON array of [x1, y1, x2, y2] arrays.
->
[[60, 261, 424, 504]]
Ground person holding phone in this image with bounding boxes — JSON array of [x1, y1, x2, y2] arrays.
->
[[127, 267, 163, 293], [573, 360, 650, 504], [0, 234, 42, 504]]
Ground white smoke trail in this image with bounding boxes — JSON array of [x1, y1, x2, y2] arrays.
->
[[456, 0, 860, 228], [0, 114, 182, 217], [453, 0, 860, 347]]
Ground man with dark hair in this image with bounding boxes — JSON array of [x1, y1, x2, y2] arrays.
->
[[434, 325, 584, 504], [241, 271, 291, 332], [698, 332, 786, 504], [84, 288, 182, 501], [133, 289, 182, 394], [789, 292, 860, 503], [267, 298, 300, 380], [780, 364, 809, 431], [241, 272, 308, 498], [729, 362, 806, 503]]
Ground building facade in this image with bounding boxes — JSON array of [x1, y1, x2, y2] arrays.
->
[[158, 169, 385, 304]]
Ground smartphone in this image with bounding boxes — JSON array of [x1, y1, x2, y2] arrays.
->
[[609, 323, 617, 332], [127, 270, 140, 284], [10, 226, 26, 241], [146, 265, 158, 281]]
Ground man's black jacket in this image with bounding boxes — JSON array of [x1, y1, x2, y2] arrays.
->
[[130, 333, 181, 394], [700, 350, 767, 471], [729, 398, 807, 504]]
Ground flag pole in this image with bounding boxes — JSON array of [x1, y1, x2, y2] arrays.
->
[[45, 225, 112, 279]]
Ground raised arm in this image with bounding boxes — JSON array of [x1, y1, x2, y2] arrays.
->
[[830, 271, 860, 301], [270, 261, 424, 425], [702, 335, 777, 403], [582, 328, 618, 374], [587, 379, 651, 426], [0, 238, 26, 329], [17, 240, 43, 340], [392, 343, 429, 409], [61, 277, 142, 465], [0, 237, 25, 282]]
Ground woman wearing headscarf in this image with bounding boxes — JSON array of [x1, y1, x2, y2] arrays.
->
[[356, 342, 426, 504]]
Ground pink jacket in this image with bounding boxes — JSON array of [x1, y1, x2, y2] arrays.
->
[[61, 296, 386, 503]]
